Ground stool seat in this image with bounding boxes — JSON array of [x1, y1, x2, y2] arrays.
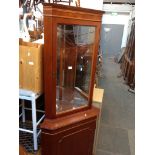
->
[[19, 89, 36, 97]]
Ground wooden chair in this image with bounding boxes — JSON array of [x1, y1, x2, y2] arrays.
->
[[49, 0, 72, 5]]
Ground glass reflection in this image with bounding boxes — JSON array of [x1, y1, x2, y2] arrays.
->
[[56, 24, 95, 113]]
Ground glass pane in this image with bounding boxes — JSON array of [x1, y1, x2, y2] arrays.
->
[[56, 24, 96, 114]]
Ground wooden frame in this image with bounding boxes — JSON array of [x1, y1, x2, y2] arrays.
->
[[43, 3, 104, 119], [52, 0, 71, 5]]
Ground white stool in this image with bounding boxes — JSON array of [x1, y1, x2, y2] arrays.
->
[[19, 89, 45, 151]]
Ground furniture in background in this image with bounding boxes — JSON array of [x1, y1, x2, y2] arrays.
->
[[41, 3, 104, 155], [19, 39, 44, 151], [92, 87, 104, 155], [19, 89, 45, 151], [52, 0, 72, 5], [121, 18, 135, 90]]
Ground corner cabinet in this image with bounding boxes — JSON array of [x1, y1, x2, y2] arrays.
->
[[41, 3, 104, 155]]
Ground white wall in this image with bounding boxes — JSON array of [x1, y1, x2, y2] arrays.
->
[[102, 14, 130, 25], [103, 4, 133, 13], [102, 4, 134, 48], [80, 0, 104, 10]]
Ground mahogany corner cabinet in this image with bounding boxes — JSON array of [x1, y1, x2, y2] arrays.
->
[[41, 3, 104, 155]]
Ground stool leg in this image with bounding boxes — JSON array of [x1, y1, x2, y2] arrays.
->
[[32, 98, 38, 151], [22, 100, 25, 122]]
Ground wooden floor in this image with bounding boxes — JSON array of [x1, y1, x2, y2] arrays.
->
[[19, 145, 41, 155]]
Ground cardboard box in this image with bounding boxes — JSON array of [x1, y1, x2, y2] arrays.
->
[[19, 40, 43, 94]]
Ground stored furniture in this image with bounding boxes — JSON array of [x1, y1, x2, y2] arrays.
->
[[19, 89, 45, 151], [121, 18, 135, 89], [52, 0, 71, 5], [41, 3, 103, 155], [19, 39, 44, 151]]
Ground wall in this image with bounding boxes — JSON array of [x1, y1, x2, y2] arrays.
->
[[102, 13, 130, 48], [126, 6, 135, 39], [102, 4, 133, 48], [101, 24, 124, 56], [80, 0, 104, 10]]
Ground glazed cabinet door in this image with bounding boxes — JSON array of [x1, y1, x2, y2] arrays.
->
[[56, 25, 96, 114], [43, 3, 103, 117]]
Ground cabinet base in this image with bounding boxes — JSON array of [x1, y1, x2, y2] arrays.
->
[[41, 107, 99, 155]]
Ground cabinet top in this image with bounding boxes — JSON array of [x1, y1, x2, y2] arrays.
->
[[43, 3, 104, 22], [43, 3, 104, 14]]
